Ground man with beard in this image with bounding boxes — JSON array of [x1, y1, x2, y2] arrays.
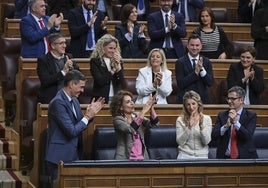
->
[[147, 0, 186, 59], [68, 0, 108, 57]]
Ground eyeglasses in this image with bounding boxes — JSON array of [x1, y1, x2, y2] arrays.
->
[[226, 97, 240, 102]]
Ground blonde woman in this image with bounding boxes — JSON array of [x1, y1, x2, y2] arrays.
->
[[135, 48, 172, 104], [176, 90, 212, 159], [89, 34, 125, 103]]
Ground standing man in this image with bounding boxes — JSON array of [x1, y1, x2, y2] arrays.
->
[[211, 86, 258, 159], [251, 6, 268, 60], [45, 70, 105, 187], [238, 0, 267, 23], [37, 33, 80, 104], [20, 0, 63, 58], [68, 0, 108, 58], [175, 34, 214, 104], [147, 0, 186, 59], [172, 0, 204, 22]]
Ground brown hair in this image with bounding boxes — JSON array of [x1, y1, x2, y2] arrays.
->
[[110, 90, 133, 117], [198, 7, 216, 29], [120, 3, 136, 24]]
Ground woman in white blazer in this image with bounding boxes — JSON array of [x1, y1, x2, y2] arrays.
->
[[135, 48, 173, 104]]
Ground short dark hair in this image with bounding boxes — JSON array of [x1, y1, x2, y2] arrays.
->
[[188, 34, 202, 43], [64, 70, 86, 86], [240, 46, 257, 58]]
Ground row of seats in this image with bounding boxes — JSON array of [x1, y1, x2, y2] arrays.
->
[[93, 126, 268, 160]]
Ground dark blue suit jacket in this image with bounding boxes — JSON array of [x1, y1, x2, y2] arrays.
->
[[147, 10, 187, 58], [20, 14, 59, 58], [172, 0, 204, 22], [212, 108, 258, 159], [14, 0, 29, 18], [68, 7, 108, 58], [45, 89, 92, 164], [175, 55, 214, 103]]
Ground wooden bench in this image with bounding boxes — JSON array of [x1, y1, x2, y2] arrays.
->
[[58, 159, 268, 188], [4, 18, 252, 41], [14, 57, 268, 132], [29, 103, 268, 187]]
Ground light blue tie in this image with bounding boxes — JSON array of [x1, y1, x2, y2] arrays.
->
[[87, 11, 93, 48]]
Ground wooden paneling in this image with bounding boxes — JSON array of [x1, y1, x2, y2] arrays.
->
[[15, 57, 268, 133], [4, 19, 252, 41], [58, 160, 268, 188]]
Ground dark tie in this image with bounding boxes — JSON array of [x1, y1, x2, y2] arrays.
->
[[230, 125, 238, 159], [38, 19, 50, 51], [70, 99, 77, 118], [165, 14, 171, 48], [87, 11, 93, 48], [138, 0, 144, 10], [180, 0, 185, 18], [192, 59, 196, 69]]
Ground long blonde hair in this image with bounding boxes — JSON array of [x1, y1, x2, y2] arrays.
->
[[89, 34, 121, 60]]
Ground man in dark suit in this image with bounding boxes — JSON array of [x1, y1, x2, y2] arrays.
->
[[37, 33, 80, 104], [47, 0, 79, 18], [175, 34, 214, 103], [147, 0, 186, 59], [212, 86, 258, 159], [251, 6, 268, 60], [45, 70, 105, 187], [20, 0, 63, 58], [238, 0, 267, 23], [119, 0, 156, 21], [14, 0, 30, 18], [67, 0, 108, 58], [172, 0, 204, 22]]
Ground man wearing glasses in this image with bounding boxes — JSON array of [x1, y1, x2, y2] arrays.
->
[[212, 86, 258, 159], [37, 33, 80, 104]]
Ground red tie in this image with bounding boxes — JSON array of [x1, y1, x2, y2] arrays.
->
[[230, 125, 238, 159], [38, 19, 51, 52]]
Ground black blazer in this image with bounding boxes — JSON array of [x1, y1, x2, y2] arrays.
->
[[68, 7, 108, 57], [90, 58, 124, 103], [115, 23, 147, 58], [212, 108, 258, 159], [175, 55, 214, 104], [37, 52, 79, 104], [227, 62, 264, 104]]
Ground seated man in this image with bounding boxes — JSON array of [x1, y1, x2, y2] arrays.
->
[[37, 33, 80, 104]]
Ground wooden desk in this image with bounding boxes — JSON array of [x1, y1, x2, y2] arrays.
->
[[58, 160, 268, 188], [4, 19, 252, 41], [30, 103, 268, 187]]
